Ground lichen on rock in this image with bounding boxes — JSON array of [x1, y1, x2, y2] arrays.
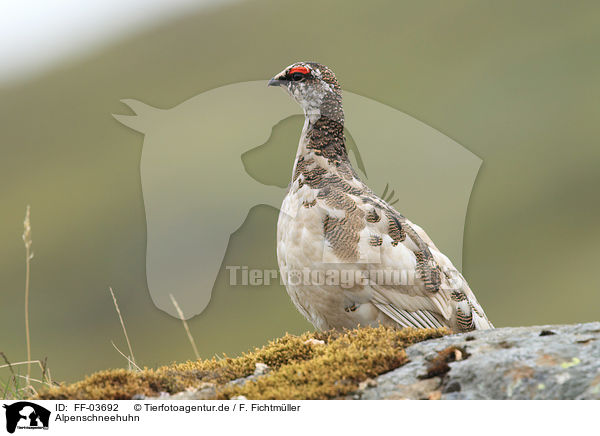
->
[[356, 322, 600, 400]]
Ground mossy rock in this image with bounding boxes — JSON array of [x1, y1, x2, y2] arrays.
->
[[36, 326, 448, 400]]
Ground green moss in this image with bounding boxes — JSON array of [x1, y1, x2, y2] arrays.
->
[[36, 326, 448, 400]]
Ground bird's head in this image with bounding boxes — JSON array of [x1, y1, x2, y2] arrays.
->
[[268, 62, 342, 119]]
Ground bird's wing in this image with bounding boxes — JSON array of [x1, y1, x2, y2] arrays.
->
[[355, 192, 493, 331]]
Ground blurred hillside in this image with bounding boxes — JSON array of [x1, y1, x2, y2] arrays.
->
[[0, 0, 599, 383]]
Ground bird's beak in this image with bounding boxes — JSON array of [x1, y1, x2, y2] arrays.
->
[[268, 71, 286, 87], [268, 78, 282, 87]]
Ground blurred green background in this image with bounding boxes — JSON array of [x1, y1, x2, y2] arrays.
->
[[1, 0, 599, 385]]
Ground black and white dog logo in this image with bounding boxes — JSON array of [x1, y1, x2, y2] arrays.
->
[[3, 402, 50, 433]]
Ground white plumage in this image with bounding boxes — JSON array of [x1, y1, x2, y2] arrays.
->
[[270, 62, 493, 332]]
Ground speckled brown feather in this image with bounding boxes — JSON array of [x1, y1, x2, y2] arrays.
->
[[274, 61, 493, 332]]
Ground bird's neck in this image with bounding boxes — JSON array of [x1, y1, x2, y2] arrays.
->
[[297, 92, 349, 166]]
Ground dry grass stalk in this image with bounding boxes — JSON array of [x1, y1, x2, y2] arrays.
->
[[0, 352, 18, 398], [169, 294, 200, 360], [109, 287, 136, 369], [0, 357, 55, 397], [111, 341, 142, 372], [22, 205, 34, 383]]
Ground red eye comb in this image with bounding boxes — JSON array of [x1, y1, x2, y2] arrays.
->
[[289, 66, 310, 75]]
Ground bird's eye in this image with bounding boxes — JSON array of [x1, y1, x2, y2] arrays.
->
[[291, 72, 305, 81]]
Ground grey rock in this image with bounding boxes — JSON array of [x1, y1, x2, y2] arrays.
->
[[169, 383, 217, 400], [253, 362, 270, 376], [134, 383, 217, 400], [357, 322, 600, 400], [224, 363, 270, 390]]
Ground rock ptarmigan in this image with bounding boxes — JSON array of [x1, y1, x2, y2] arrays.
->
[[269, 62, 493, 332]]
